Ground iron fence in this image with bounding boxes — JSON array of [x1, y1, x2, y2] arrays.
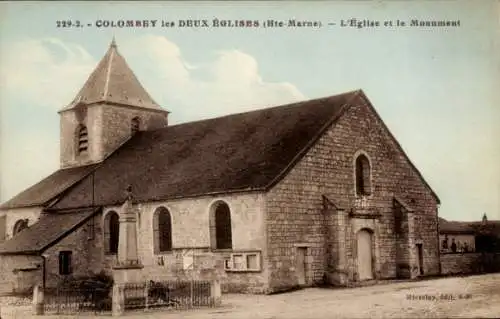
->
[[42, 287, 112, 315], [122, 280, 216, 311]]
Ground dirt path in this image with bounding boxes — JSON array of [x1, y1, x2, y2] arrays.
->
[[2, 274, 500, 318]]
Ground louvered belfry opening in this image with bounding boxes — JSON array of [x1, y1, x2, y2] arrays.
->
[[77, 125, 89, 154]]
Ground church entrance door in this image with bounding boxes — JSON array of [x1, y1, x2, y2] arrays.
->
[[296, 247, 307, 286], [416, 243, 424, 275], [357, 229, 373, 280]]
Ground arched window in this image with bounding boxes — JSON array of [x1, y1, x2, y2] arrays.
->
[[209, 201, 232, 250], [131, 117, 140, 135], [153, 207, 172, 253], [13, 219, 29, 236], [355, 154, 372, 196], [104, 211, 119, 254], [77, 125, 89, 155]]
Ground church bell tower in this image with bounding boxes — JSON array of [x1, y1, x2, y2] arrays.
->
[[58, 38, 169, 168]]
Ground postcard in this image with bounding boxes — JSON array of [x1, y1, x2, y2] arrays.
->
[[0, 1, 498, 318]]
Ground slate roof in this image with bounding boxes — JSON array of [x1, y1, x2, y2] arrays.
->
[[50, 91, 358, 210], [60, 39, 162, 112], [0, 208, 98, 255], [0, 164, 98, 210]]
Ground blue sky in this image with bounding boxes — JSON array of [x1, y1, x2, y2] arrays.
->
[[0, 1, 498, 221]]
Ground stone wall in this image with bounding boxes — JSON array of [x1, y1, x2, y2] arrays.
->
[[440, 252, 500, 275], [440, 253, 481, 275], [0, 207, 43, 241], [0, 255, 41, 294], [99, 104, 168, 162], [266, 95, 440, 292], [60, 105, 101, 168], [43, 213, 104, 287], [104, 192, 269, 293], [60, 103, 168, 168], [0, 193, 268, 294], [0, 213, 103, 294]]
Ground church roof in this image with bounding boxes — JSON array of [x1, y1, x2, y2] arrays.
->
[[0, 208, 99, 255], [60, 38, 162, 111], [49, 91, 359, 210], [1, 89, 441, 212], [0, 164, 98, 210]]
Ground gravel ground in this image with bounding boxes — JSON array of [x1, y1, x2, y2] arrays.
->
[[2, 273, 500, 319]]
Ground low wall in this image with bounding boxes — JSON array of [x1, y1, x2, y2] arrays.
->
[[118, 248, 268, 294], [0, 255, 42, 295], [440, 252, 500, 275]]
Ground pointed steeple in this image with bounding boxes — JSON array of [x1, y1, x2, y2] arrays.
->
[[61, 37, 160, 111], [110, 35, 117, 48]]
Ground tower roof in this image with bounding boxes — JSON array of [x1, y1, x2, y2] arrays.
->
[[60, 38, 162, 111]]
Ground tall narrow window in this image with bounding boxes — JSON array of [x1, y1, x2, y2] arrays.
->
[[0, 215, 6, 242], [87, 216, 95, 240], [355, 154, 371, 196], [153, 207, 173, 253], [59, 251, 73, 275], [393, 199, 403, 235], [13, 219, 29, 236], [104, 211, 119, 254], [77, 125, 89, 155], [131, 117, 140, 135], [210, 201, 233, 250]]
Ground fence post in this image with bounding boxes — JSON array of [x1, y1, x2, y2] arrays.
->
[[190, 280, 194, 307], [32, 284, 44, 315], [112, 284, 125, 316], [144, 280, 149, 310], [210, 280, 221, 306]]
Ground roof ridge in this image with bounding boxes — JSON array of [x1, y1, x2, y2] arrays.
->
[[103, 42, 115, 98], [59, 39, 161, 112], [147, 90, 361, 134]]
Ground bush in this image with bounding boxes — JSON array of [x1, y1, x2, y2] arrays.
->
[[57, 271, 113, 310]]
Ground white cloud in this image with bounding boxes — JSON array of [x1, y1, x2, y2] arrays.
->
[[120, 35, 305, 122], [0, 35, 305, 202], [0, 37, 96, 110]]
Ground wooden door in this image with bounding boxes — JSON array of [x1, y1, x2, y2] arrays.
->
[[416, 244, 424, 275], [357, 229, 373, 280], [296, 247, 307, 285]]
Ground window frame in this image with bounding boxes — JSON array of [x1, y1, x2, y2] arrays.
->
[[354, 152, 372, 197], [58, 250, 73, 275], [224, 251, 262, 272], [153, 207, 173, 254], [104, 211, 119, 255], [131, 117, 140, 135], [12, 219, 29, 236], [210, 201, 233, 251]]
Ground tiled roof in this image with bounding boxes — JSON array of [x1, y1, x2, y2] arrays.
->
[[0, 208, 98, 255], [0, 164, 98, 209], [50, 91, 359, 210], [60, 39, 162, 111]]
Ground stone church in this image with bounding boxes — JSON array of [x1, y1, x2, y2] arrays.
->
[[0, 40, 441, 294]]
